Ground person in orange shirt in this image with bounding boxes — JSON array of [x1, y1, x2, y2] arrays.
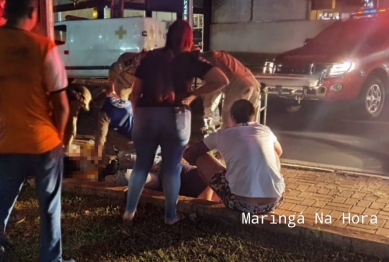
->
[[0, 0, 28, 227], [0, 0, 5, 26], [0, 0, 74, 261]]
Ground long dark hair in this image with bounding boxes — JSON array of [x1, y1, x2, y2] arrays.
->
[[154, 19, 193, 103], [165, 19, 193, 54]]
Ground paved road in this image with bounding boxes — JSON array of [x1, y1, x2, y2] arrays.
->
[[265, 99, 389, 175], [75, 82, 389, 175]]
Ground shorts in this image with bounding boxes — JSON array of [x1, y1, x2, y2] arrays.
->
[[210, 170, 283, 214]]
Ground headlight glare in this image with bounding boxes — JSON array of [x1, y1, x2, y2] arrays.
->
[[326, 62, 356, 77]]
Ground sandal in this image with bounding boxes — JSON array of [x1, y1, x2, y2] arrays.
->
[[165, 213, 186, 226]]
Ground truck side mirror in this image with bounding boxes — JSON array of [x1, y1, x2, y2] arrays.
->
[[304, 38, 313, 45]]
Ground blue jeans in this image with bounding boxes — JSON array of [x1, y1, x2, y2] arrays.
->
[[126, 107, 191, 222], [0, 145, 64, 262]]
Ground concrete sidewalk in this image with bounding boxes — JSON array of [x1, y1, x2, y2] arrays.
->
[[63, 164, 389, 259]]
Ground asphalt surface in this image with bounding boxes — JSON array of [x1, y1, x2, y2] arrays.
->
[[75, 81, 389, 176], [265, 99, 389, 175]]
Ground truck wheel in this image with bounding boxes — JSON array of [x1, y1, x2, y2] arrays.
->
[[359, 76, 386, 119]]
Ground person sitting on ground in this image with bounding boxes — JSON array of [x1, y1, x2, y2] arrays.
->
[[184, 99, 285, 214], [200, 51, 261, 129]]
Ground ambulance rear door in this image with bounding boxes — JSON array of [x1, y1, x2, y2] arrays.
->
[[142, 18, 166, 51], [54, 23, 70, 66]]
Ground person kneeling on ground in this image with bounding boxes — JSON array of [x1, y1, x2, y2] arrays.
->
[[64, 85, 92, 152], [184, 99, 285, 214], [93, 53, 145, 171]]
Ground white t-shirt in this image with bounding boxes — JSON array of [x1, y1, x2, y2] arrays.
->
[[203, 122, 285, 198]]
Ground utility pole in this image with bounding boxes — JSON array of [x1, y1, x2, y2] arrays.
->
[[39, 0, 54, 40], [110, 0, 124, 18]]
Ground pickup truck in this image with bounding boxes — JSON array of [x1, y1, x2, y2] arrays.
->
[[257, 8, 389, 119]]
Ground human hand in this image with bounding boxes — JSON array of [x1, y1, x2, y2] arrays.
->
[[182, 95, 197, 106]]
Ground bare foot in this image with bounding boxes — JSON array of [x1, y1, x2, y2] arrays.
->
[[165, 213, 186, 226], [123, 211, 135, 226]]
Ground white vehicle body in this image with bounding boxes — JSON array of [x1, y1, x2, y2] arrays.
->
[[54, 17, 166, 79]]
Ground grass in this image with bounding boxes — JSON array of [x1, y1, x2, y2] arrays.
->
[[3, 185, 385, 262]]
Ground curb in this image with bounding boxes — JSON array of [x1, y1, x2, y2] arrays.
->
[[62, 180, 389, 259], [281, 159, 389, 179]]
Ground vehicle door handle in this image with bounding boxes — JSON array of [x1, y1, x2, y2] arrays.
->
[[64, 50, 69, 55]]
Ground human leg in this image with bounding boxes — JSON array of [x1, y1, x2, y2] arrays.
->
[[197, 187, 214, 201], [0, 155, 28, 243], [33, 145, 64, 262], [247, 86, 260, 120], [124, 108, 159, 222], [195, 153, 226, 185], [179, 164, 207, 198], [103, 129, 135, 170], [159, 108, 191, 224], [203, 90, 222, 118], [115, 169, 161, 190]]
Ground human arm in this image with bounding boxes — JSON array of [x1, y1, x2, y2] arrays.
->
[[269, 129, 283, 157], [44, 45, 69, 142], [275, 141, 283, 157], [183, 141, 211, 166], [94, 111, 110, 158], [191, 67, 229, 97], [50, 91, 69, 142], [183, 131, 218, 165], [129, 78, 142, 113]]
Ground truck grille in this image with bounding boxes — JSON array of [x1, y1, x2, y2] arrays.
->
[[275, 64, 328, 77]]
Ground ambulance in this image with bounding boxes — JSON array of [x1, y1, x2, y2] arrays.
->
[[54, 17, 166, 79]]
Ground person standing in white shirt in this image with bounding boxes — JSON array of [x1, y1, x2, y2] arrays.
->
[[184, 99, 284, 214]]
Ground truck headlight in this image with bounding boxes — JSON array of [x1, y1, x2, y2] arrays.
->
[[326, 62, 356, 77], [263, 61, 275, 74]]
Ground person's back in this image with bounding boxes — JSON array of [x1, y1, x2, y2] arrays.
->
[[101, 97, 133, 138], [108, 51, 147, 99], [202, 51, 255, 84], [136, 48, 210, 107], [217, 123, 284, 198], [184, 99, 284, 214], [0, 28, 62, 153], [94, 96, 135, 169], [201, 51, 261, 129], [124, 19, 228, 226]]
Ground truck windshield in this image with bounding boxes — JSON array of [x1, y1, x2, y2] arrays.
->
[[54, 25, 66, 45]]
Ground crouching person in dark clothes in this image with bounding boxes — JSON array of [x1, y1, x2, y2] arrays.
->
[[93, 54, 145, 168], [184, 99, 285, 214], [94, 95, 135, 169], [64, 85, 92, 153]]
